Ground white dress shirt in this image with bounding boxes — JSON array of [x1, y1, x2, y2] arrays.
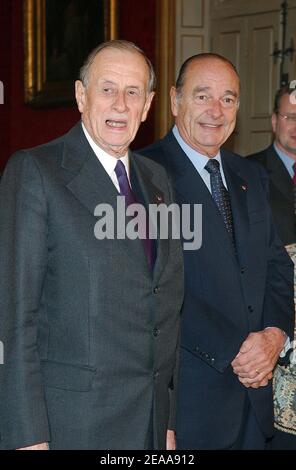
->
[[82, 122, 130, 192], [172, 125, 228, 191]]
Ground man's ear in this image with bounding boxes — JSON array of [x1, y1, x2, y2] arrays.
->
[[141, 92, 155, 122], [170, 87, 179, 117], [271, 113, 277, 134], [75, 80, 86, 113]]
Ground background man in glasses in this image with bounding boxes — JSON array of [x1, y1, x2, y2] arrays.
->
[[248, 85, 296, 246], [249, 86, 296, 450]]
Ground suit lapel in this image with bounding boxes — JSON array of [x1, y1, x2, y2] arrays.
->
[[162, 132, 237, 261], [61, 123, 152, 272], [265, 146, 293, 202], [61, 124, 170, 276], [63, 146, 119, 214], [221, 151, 249, 263], [130, 153, 169, 281]]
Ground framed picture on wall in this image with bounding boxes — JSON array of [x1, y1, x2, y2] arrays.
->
[[24, 0, 118, 107]]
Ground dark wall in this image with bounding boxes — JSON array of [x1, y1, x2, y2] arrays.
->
[[0, 0, 12, 168], [0, 0, 156, 171], [118, 0, 156, 151]]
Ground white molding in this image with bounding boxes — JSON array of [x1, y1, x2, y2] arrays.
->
[[211, 0, 296, 19]]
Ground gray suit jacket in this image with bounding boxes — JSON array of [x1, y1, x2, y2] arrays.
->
[[0, 123, 184, 450]]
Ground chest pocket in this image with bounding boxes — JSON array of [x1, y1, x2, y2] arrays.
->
[[248, 209, 266, 225]]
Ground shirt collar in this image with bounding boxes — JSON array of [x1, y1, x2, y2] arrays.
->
[[273, 142, 296, 178], [81, 121, 129, 179], [172, 124, 222, 172]]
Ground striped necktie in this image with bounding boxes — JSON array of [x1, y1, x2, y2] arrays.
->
[[205, 158, 235, 246]]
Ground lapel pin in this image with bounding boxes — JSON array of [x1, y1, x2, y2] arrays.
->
[[156, 195, 163, 203], [241, 185, 247, 191]]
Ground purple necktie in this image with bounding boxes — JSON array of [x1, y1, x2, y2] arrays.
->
[[293, 162, 296, 185], [115, 160, 155, 271]]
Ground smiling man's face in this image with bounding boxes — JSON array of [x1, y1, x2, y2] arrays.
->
[[171, 57, 240, 157], [272, 93, 296, 160], [75, 47, 154, 158]]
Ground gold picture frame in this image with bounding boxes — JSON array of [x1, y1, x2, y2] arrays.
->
[[155, 0, 175, 139], [24, 0, 118, 106]]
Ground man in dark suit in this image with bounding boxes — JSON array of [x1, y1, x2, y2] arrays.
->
[[248, 85, 296, 246], [249, 87, 296, 450], [139, 53, 294, 449], [0, 40, 184, 450]]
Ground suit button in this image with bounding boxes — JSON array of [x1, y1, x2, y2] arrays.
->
[[153, 286, 159, 294], [240, 267, 245, 274], [195, 346, 199, 352], [248, 305, 254, 313], [211, 358, 215, 363], [153, 328, 160, 337], [154, 371, 160, 379]]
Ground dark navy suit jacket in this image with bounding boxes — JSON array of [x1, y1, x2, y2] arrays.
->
[[248, 144, 296, 246], [140, 130, 294, 449]]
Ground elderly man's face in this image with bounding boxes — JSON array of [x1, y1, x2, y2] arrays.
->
[[171, 58, 240, 157], [75, 48, 154, 157], [272, 93, 296, 159]]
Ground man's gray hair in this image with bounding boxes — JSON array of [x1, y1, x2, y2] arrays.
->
[[79, 39, 156, 93]]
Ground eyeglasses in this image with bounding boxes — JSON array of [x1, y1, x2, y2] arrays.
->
[[277, 112, 296, 122]]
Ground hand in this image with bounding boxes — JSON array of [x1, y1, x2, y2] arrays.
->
[[166, 430, 176, 450], [231, 328, 285, 388], [17, 442, 49, 450], [237, 371, 273, 389]]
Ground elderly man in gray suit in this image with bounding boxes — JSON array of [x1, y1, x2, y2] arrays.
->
[[0, 40, 184, 450]]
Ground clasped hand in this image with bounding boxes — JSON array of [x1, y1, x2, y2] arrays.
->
[[231, 327, 285, 388]]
